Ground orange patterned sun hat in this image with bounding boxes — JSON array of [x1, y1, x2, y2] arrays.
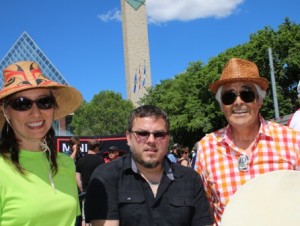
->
[[209, 58, 269, 93], [0, 61, 83, 127]]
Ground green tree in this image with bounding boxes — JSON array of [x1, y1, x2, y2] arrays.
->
[[142, 61, 214, 146], [72, 91, 134, 136], [141, 18, 300, 148], [239, 17, 300, 117]]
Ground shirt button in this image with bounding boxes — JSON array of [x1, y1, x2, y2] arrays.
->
[[127, 197, 132, 201]]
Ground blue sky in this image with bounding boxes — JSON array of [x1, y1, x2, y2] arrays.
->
[[0, 0, 299, 102]]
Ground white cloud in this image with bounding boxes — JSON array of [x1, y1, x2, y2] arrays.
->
[[97, 8, 121, 22], [147, 0, 245, 23], [98, 0, 245, 23]]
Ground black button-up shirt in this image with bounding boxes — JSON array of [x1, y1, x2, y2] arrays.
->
[[85, 153, 213, 226]]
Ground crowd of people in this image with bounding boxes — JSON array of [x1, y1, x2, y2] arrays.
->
[[1, 58, 300, 226], [166, 143, 196, 167]]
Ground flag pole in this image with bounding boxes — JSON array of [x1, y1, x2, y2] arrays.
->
[[268, 47, 279, 118]]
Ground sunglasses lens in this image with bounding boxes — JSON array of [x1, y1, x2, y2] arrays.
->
[[10, 98, 32, 111], [221, 92, 237, 105], [135, 131, 150, 137], [221, 90, 256, 105], [153, 132, 168, 139], [8, 96, 55, 111], [240, 90, 256, 103], [132, 131, 169, 140], [36, 96, 56, 109]]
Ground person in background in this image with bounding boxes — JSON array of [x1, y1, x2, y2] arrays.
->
[[176, 146, 190, 167], [103, 145, 120, 163], [69, 136, 85, 226], [84, 105, 214, 226], [76, 139, 105, 226], [166, 143, 179, 163], [0, 61, 83, 225], [67, 136, 84, 162], [287, 80, 300, 131], [190, 141, 199, 169], [194, 58, 300, 226], [287, 108, 300, 131]]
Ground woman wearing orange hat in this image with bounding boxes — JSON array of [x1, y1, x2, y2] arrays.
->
[[0, 61, 83, 225]]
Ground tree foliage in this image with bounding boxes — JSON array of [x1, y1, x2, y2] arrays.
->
[[141, 18, 300, 148], [71, 91, 134, 136]]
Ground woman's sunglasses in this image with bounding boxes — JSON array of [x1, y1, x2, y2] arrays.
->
[[6, 96, 56, 111], [221, 90, 256, 105]]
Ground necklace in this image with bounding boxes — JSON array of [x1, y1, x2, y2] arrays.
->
[[238, 154, 249, 172]]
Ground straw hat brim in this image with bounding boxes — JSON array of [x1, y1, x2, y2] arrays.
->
[[0, 84, 83, 128], [221, 170, 300, 226], [209, 77, 269, 93]]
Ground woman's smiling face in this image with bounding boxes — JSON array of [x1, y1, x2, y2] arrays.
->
[[4, 88, 55, 146]]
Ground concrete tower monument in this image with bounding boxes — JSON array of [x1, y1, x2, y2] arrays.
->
[[121, 0, 152, 106]]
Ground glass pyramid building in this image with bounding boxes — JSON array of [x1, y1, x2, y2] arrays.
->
[[0, 32, 73, 135], [0, 32, 69, 86]]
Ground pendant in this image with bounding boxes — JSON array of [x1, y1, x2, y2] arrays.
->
[[238, 155, 249, 172]]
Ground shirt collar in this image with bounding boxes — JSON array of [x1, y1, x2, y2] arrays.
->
[[124, 153, 175, 181], [219, 115, 274, 145], [258, 116, 275, 139]]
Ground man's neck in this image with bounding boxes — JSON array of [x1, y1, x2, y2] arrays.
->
[[137, 164, 163, 183], [231, 123, 260, 150]]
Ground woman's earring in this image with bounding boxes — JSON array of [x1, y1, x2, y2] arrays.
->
[[3, 112, 11, 134]]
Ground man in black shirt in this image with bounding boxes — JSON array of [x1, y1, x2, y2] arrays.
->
[[76, 139, 104, 225], [76, 139, 105, 192], [84, 105, 213, 226]]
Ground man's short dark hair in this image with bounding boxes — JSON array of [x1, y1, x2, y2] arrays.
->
[[88, 139, 100, 150], [69, 136, 80, 146], [127, 105, 170, 131]]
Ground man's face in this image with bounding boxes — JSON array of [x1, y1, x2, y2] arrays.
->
[[72, 142, 81, 152], [220, 82, 262, 130], [126, 116, 170, 169]]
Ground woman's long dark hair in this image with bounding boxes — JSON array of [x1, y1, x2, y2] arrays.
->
[[0, 121, 58, 175]]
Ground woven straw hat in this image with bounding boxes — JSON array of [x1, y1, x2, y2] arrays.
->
[[0, 61, 83, 128], [209, 58, 269, 93], [221, 170, 300, 226]]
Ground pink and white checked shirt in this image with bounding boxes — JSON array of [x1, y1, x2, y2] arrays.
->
[[195, 117, 300, 226]]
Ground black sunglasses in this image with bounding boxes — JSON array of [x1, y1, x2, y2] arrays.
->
[[130, 130, 169, 140], [221, 90, 256, 105], [6, 96, 56, 111]]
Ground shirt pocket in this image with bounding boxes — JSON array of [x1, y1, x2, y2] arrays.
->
[[118, 192, 146, 220], [169, 196, 194, 223]]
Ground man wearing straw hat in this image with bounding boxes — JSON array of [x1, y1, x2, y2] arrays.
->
[[194, 58, 300, 226]]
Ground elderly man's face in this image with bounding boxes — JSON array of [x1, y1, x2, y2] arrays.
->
[[220, 82, 262, 130]]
